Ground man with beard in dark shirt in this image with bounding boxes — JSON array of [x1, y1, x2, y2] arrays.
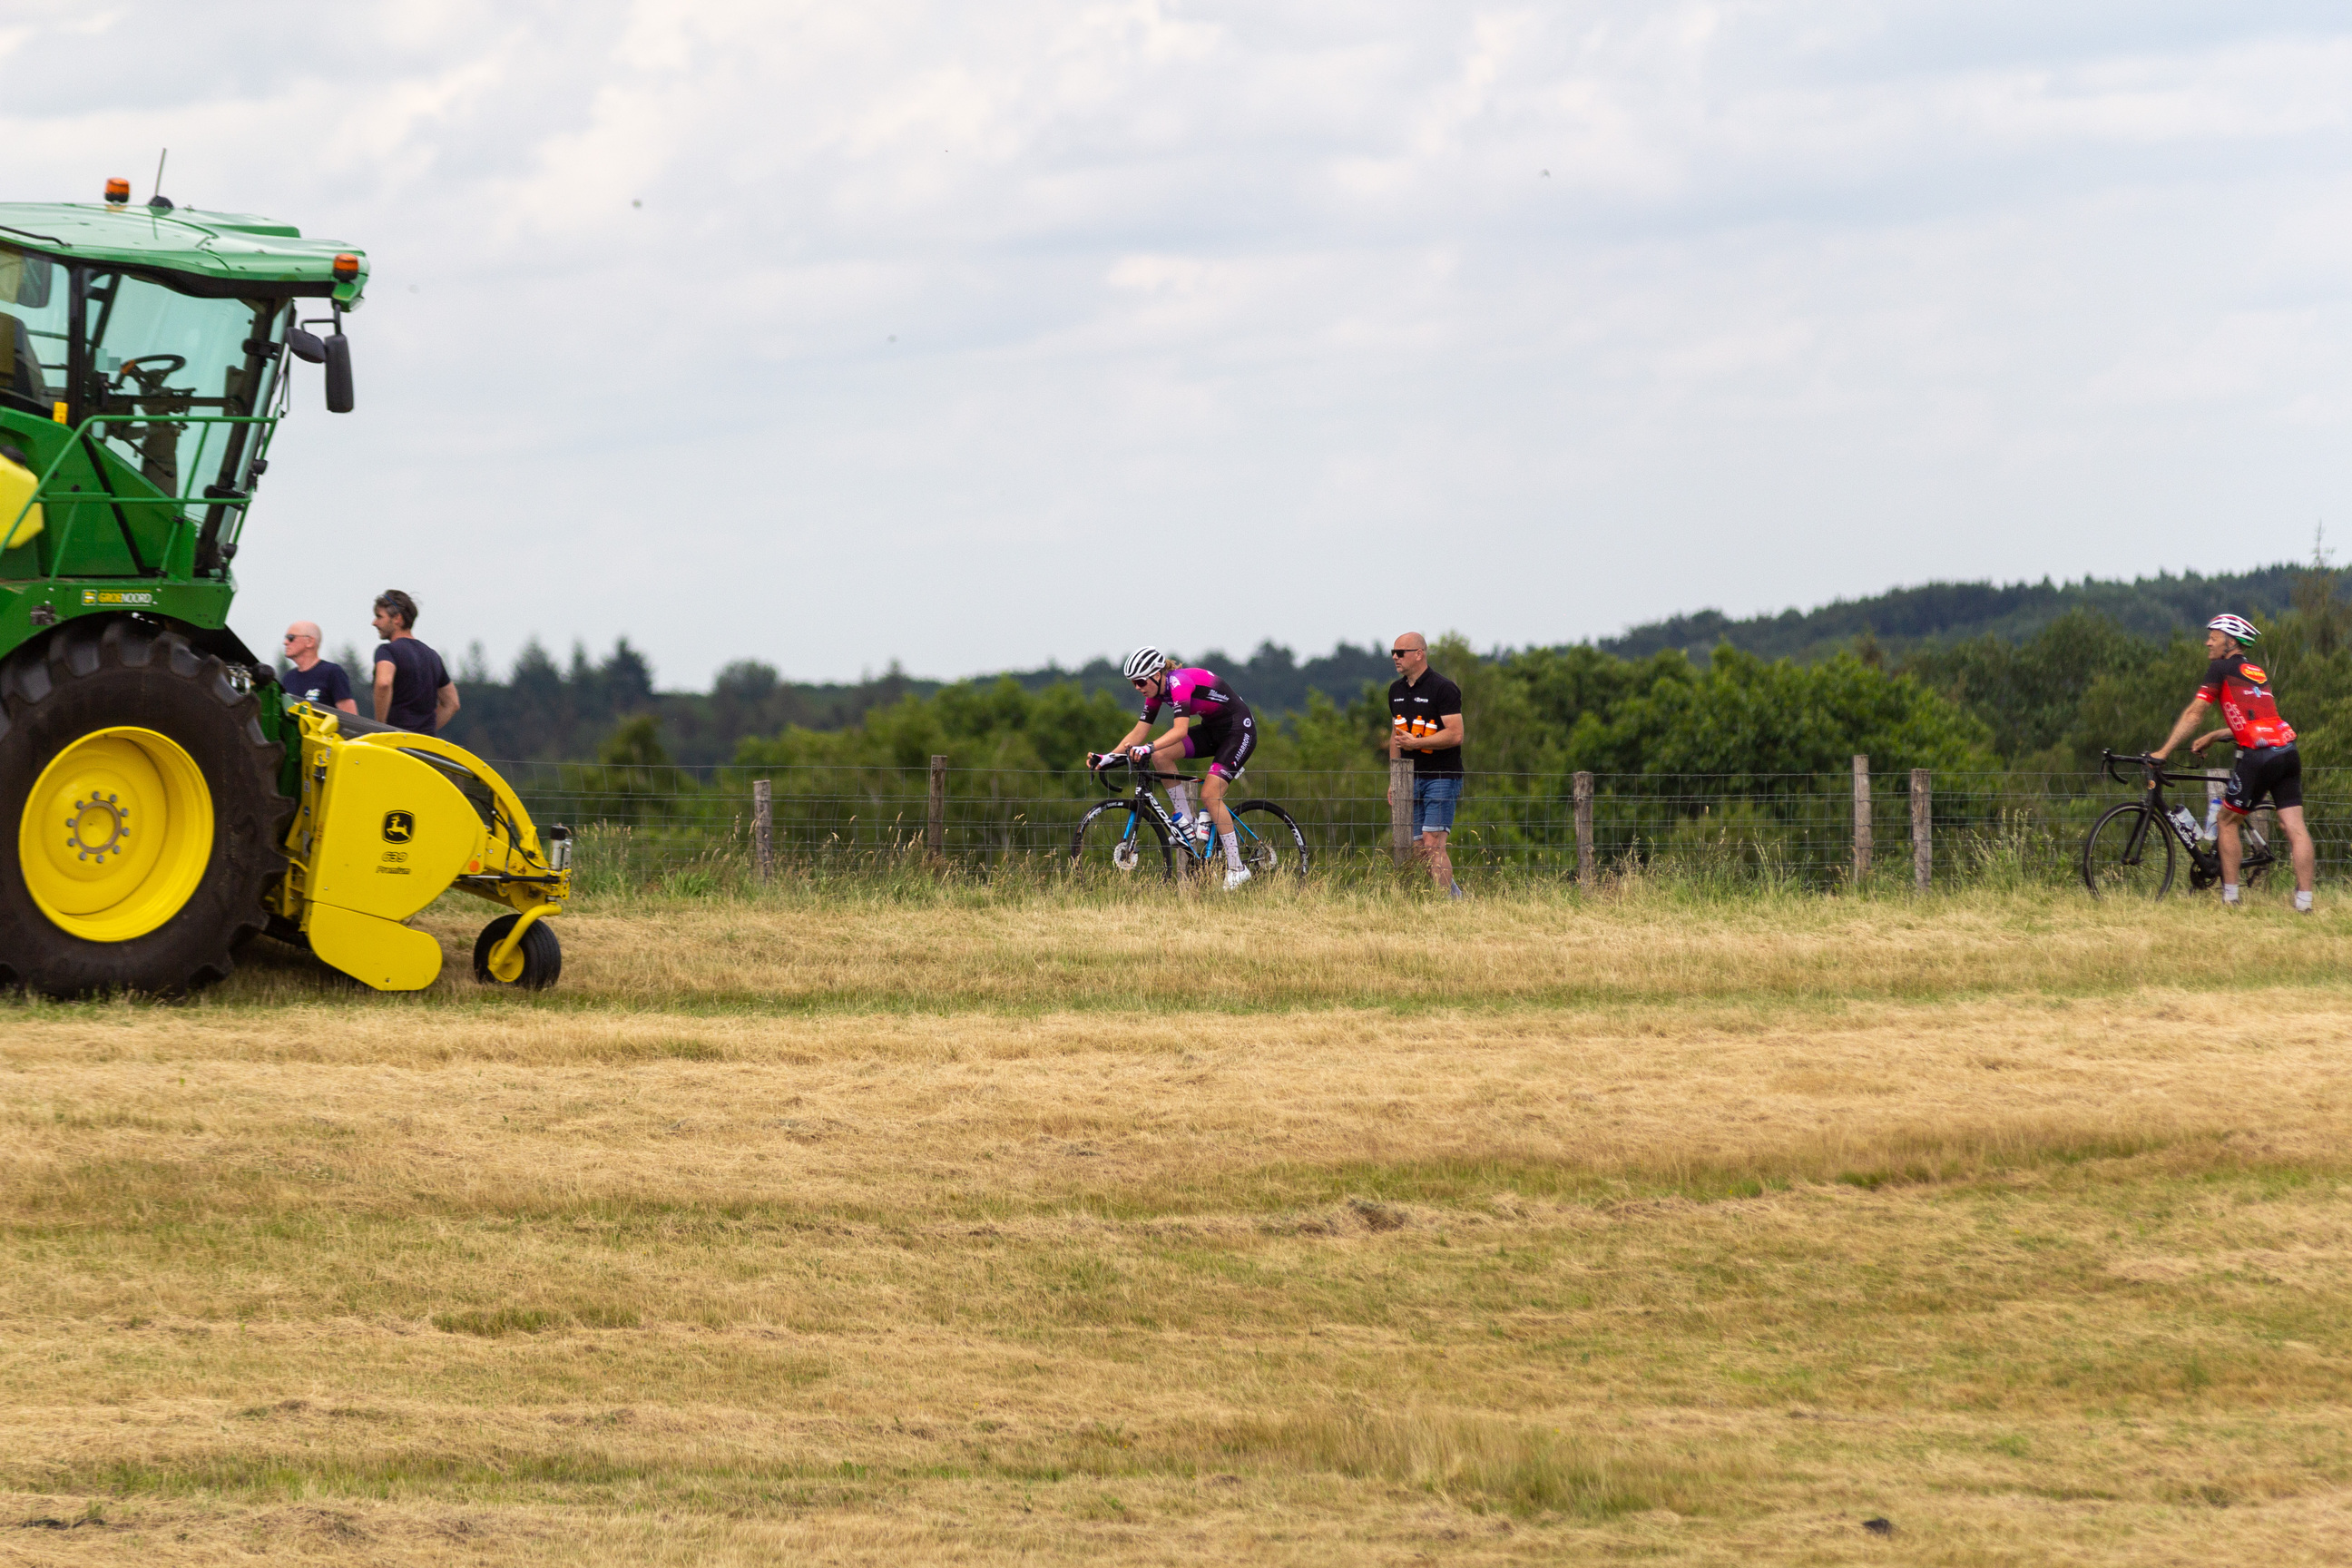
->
[[369, 590, 460, 735]]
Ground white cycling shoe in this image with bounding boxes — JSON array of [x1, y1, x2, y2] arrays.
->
[[1223, 865, 1252, 892]]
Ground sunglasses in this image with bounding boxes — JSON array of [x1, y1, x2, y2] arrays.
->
[[1391, 648, 1422, 658], [1130, 679, 1151, 690], [283, 634, 304, 643]]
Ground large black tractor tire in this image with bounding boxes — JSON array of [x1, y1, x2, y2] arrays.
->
[[0, 617, 291, 996]]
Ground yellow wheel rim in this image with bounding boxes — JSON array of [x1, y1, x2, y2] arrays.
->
[[18, 726, 213, 942]]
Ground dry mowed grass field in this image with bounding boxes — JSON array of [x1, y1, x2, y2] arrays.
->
[[5, 879, 2352, 1564]]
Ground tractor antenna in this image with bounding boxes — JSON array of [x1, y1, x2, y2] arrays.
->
[[152, 149, 168, 201]]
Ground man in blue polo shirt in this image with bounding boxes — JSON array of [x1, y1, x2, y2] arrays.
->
[[369, 589, 461, 734], [279, 620, 358, 714]]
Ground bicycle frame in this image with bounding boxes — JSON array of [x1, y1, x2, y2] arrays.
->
[[1093, 757, 1270, 869], [2097, 750, 2271, 881]]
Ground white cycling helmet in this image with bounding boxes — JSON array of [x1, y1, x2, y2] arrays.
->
[[2208, 613, 2259, 646], [1122, 646, 1167, 681]]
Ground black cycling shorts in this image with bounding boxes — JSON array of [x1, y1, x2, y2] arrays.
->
[[2223, 744, 2302, 815], [1181, 707, 1257, 779]]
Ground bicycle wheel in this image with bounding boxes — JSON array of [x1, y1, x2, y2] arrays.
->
[[1071, 800, 1173, 883], [1229, 800, 1310, 881], [2082, 802, 2174, 899]]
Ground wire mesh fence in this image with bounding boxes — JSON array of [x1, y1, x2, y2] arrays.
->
[[477, 756, 2352, 895]]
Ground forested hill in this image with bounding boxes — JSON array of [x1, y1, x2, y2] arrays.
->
[[1602, 564, 2305, 664], [989, 642, 1397, 715], [388, 563, 2321, 765], [416, 639, 1396, 765]]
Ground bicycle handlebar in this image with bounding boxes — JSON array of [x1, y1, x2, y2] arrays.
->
[[2101, 749, 2210, 789], [1087, 752, 1189, 793]]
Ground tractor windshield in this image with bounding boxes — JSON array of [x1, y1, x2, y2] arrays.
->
[[83, 270, 285, 495], [0, 243, 67, 415]]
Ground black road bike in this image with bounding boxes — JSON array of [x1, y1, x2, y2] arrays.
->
[[2082, 750, 2273, 900], [1071, 754, 1309, 884]]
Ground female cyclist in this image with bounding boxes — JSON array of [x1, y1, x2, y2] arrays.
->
[[1089, 647, 1259, 889]]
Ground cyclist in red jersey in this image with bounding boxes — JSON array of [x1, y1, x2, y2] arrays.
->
[[2151, 613, 2315, 910]]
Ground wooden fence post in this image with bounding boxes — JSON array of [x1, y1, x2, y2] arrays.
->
[[1389, 756, 1415, 866], [1573, 771, 1595, 885], [927, 754, 947, 861], [751, 778, 773, 883], [1852, 754, 1872, 883], [1910, 768, 1931, 891]]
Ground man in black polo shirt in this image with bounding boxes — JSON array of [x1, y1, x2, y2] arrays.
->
[[1387, 632, 1465, 897], [369, 589, 461, 735]]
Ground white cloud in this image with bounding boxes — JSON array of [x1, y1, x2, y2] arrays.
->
[[5, 0, 2350, 689]]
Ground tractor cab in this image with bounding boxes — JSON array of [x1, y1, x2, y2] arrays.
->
[[0, 193, 364, 598]]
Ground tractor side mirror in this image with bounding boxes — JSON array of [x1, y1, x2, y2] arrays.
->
[[286, 328, 328, 364], [323, 333, 354, 414]]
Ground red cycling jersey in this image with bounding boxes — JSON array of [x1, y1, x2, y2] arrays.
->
[[2196, 653, 2297, 750]]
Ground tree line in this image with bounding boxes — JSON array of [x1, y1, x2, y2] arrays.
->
[[331, 559, 2347, 776], [387, 638, 1399, 765], [731, 562, 2352, 786]]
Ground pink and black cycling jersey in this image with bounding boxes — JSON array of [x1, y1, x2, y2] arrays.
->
[[1140, 667, 1245, 728], [1141, 666, 1258, 779]]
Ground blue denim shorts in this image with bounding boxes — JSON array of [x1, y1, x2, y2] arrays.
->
[[1412, 775, 1462, 836]]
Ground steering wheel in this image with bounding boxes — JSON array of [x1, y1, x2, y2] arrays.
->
[[113, 354, 187, 391]]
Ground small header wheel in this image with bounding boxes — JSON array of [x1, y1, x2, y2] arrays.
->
[[473, 912, 562, 989]]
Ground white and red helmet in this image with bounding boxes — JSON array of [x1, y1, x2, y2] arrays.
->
[[2208, 613, 2259, 646]]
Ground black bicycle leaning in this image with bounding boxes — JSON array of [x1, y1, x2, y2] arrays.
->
[[2082, 750, 2273, 899], [1071, 755, 1309, 884]]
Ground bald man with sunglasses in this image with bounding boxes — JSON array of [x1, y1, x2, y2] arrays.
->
[[1387, 633, 1465, 896], [279, 621, 358, 715]]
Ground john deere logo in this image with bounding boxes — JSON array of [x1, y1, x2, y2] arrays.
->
[[382, 810, 416, 843]]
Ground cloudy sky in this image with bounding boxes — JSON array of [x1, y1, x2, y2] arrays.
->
[[7, 2, 2350, 686]]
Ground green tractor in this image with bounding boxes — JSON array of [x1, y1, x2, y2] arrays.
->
[[2, 182, 569, 997]]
